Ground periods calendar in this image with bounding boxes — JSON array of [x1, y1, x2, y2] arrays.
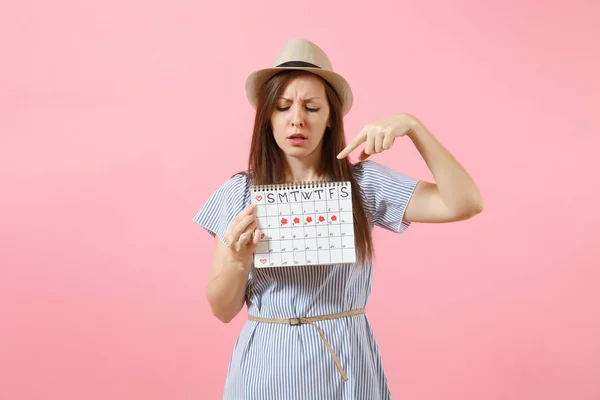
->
[[251, 181, 356, 267]]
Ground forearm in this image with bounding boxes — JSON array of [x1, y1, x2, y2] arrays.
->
[[206, 257, 251, 323], [407, 117, 484, 214]]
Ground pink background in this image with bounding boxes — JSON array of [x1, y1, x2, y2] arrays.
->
[[2, 0, 599, 399]]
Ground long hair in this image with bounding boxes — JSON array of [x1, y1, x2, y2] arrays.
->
[[246, 70, 373, 265]]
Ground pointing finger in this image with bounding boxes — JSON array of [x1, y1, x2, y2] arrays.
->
[[337, 130, 367, 159], [336, 140, 361, 160]]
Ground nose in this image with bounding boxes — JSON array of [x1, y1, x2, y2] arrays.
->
[[290, 104, 305, 128]]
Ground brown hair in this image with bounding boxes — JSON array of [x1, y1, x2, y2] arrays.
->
[[246, 70, 373, 265]]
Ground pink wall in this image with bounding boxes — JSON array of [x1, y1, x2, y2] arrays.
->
[[2, 0, 599, 399]]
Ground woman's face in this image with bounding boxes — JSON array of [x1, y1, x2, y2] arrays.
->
[[270, 74, 331, 161]]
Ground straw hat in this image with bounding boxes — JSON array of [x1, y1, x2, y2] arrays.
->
[[245, 39, 354, 115]]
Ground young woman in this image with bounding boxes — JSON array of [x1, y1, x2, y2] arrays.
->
[[193, 39, 483, 399]]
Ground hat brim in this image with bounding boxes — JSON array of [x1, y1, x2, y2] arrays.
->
[[245, 67, 353, 116]]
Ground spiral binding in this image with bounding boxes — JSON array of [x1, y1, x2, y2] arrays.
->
[[250, 181, 350, 191]]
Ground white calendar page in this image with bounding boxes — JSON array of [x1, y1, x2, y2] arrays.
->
[[250, 182, 356, 267]]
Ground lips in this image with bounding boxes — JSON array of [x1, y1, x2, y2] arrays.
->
[[287, 133, 308, 146], [287, 133, 307, 140]]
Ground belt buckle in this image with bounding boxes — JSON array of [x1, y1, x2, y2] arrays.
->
[[288, 317, 302, 326]]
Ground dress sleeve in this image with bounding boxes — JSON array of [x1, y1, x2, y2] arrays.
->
[[355, 160, 420, 234], [191, 173, 250, 245]]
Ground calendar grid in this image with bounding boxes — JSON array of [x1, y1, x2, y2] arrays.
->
[[251, 182, 356, 268]]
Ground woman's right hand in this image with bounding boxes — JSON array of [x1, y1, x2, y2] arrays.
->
[[223, 203, 262, 265], [206, 203, 261, 322]]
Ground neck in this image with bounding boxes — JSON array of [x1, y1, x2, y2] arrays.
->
[[282, 152, 323, 183]]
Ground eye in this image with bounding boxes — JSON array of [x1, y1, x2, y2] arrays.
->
[[274, 106, 320, 112]]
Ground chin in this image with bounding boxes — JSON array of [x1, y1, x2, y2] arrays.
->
[[283, 146, 317, 158]]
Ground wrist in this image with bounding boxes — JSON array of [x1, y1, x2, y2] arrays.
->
[[406, 117, 426, 140], [224, 252, 252, 272]]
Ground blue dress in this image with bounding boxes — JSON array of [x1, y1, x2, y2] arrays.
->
[[193, 160, 419, 399]]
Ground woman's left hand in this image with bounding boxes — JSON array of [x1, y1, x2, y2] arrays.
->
[[337, 113, 422, 160]]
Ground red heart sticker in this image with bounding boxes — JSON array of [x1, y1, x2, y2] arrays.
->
[[318, 216, 325, 222], [293, 217, 300, 224], [331, 215, 337, 221], [306, 216, 312, 223], [259, 259, 267, 264], [281, 218, 288, 225], [255, 196, 263, 202]]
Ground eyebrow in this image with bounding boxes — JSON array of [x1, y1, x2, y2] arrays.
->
[[277, 97, 321, 102]]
